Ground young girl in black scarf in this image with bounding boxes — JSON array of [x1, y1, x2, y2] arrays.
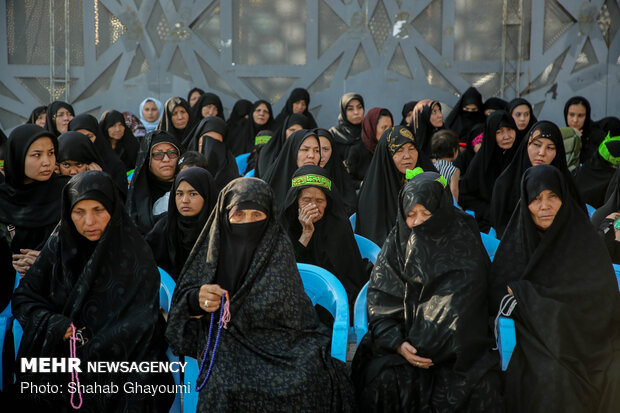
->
[[146, 167, 217, 280], [0, 124, 69, 275], [99, 109, 140, 172]]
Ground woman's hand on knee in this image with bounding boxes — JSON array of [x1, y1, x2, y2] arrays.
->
[[397, 341, 433, 369]]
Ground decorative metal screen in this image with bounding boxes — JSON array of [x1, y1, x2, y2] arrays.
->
[[1, 0, 619, 132]]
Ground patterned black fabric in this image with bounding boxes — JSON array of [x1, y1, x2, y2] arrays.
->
[[489, 164, 620, 413], [166, 177, 355, 411], [12, 171, 173, 411], [352, 171, 502, 412]]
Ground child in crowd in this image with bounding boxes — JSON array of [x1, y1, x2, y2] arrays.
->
[[431, 129, 460, 201]]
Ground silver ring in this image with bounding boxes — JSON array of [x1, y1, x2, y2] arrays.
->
[[204, 300, 209, 308]]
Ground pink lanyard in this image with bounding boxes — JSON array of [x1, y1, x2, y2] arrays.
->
[[69, 323, 83, 409]]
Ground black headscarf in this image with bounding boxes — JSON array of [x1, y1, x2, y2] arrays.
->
[[483, 97, 507, 114], [411, 99, 444, 157], [26, 106, 47, 125], [356, 126, 437, 246], [187, 87, 205, 105], [592, 166, 620, 263], [44, 101, 75, 137], [316, 128, 358, 215], [146, 167, 217, 280], [574, 136, 620, 208], [126, 130, 181, 234], [563, 96, 605, 164], [330, 93, 365, 162], [12, 171, 173, 410], [281, 165, 367, 315], [507, 98, 538, 142], [157, 97, 192, 144], [189, 92, 225, 128], [99, 110, 140, 171], [445, 87, 485, 142], [352, 172, 502, 412], [165, 177, 354, 410], [68, 113, 128, 199], [262, 129, 322, 209], [225, 99, 253, 155], [57, 131, 104, 168], [489, 164, 618, 412], [257, 113, 312, 178], [273, 88, 318, 133], [399, 100, 417, 126], [459, 110, 519, 232], [183, 116, 239, 191], [490, 120, 582, 238], [0, 124, 69, 253]]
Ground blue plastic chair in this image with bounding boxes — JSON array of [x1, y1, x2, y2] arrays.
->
[[353, 282, 369, 346], [480, 232, 500, 260], [235, 153, 251, 175], [244, 169, 255, 177], [497, 316, 517, 371], [183, 356, 200, 413], [613, 264, 620, 290], [0, 273, 19, 391], [354, 234, 380, 265], [158, 267, 176, 314], [297, 263, 349, 362], [349, 213, 356, 232], [586, 203, 596, 218]]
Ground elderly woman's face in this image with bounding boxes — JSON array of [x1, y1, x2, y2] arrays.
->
[[392, 142, 418, 175], [528, 189, 562, 231], [298, 187, 327, 223], [229, 208, 267, 223], [406, 203, 432, 228], [71, 199, 111, 241]]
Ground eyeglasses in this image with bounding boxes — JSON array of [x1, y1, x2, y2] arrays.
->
[[151, 150, 179, 161]]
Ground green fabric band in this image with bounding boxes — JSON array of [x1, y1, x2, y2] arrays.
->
[[291, 174, 332, 191]]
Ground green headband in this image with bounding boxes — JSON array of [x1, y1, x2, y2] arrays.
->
[[291, 174, 332, 191], [599, 133, 620, 166], [255, 134, 272, 145], [405, 167, 448, 187]]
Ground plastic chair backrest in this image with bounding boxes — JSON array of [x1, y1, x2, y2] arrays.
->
[[480, 232, 500, 260], [244, 169, 255, 177], [0, 273, 19, 391], [158, 267, 176, 314], [297, 263, 349, 362], [497, 316, 516, 371], [349, 213, 356, 232], [354, 234, 380, 265], [235, 153, 251, 175], [613, 264, 620, 291], [353, 282, 369, 346], [586, 203, 596, 218]]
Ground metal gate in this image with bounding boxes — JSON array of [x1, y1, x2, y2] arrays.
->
[[0, 0, 619, 132]]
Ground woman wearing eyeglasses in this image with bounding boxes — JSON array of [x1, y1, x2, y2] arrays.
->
[[44, 101, 75, 137], [126, 130, 182, 234]]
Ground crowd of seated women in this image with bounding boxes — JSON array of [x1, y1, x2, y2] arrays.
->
[[1, 85, 619, 412]]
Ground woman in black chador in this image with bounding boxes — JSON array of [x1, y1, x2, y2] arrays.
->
[[489, 164, 620, 413], [165, 178, 355, 411], [356, 125, 436, 246], [146, 167, 217, 280], [459, 110, 519, 232], [490, 120, 582, 238], [352, 171, 503, 413], [12, 171, 173, 411], [280, 165, 368, 316]]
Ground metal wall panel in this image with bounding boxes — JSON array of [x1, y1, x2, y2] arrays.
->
[[0, 0, 618, 132]]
